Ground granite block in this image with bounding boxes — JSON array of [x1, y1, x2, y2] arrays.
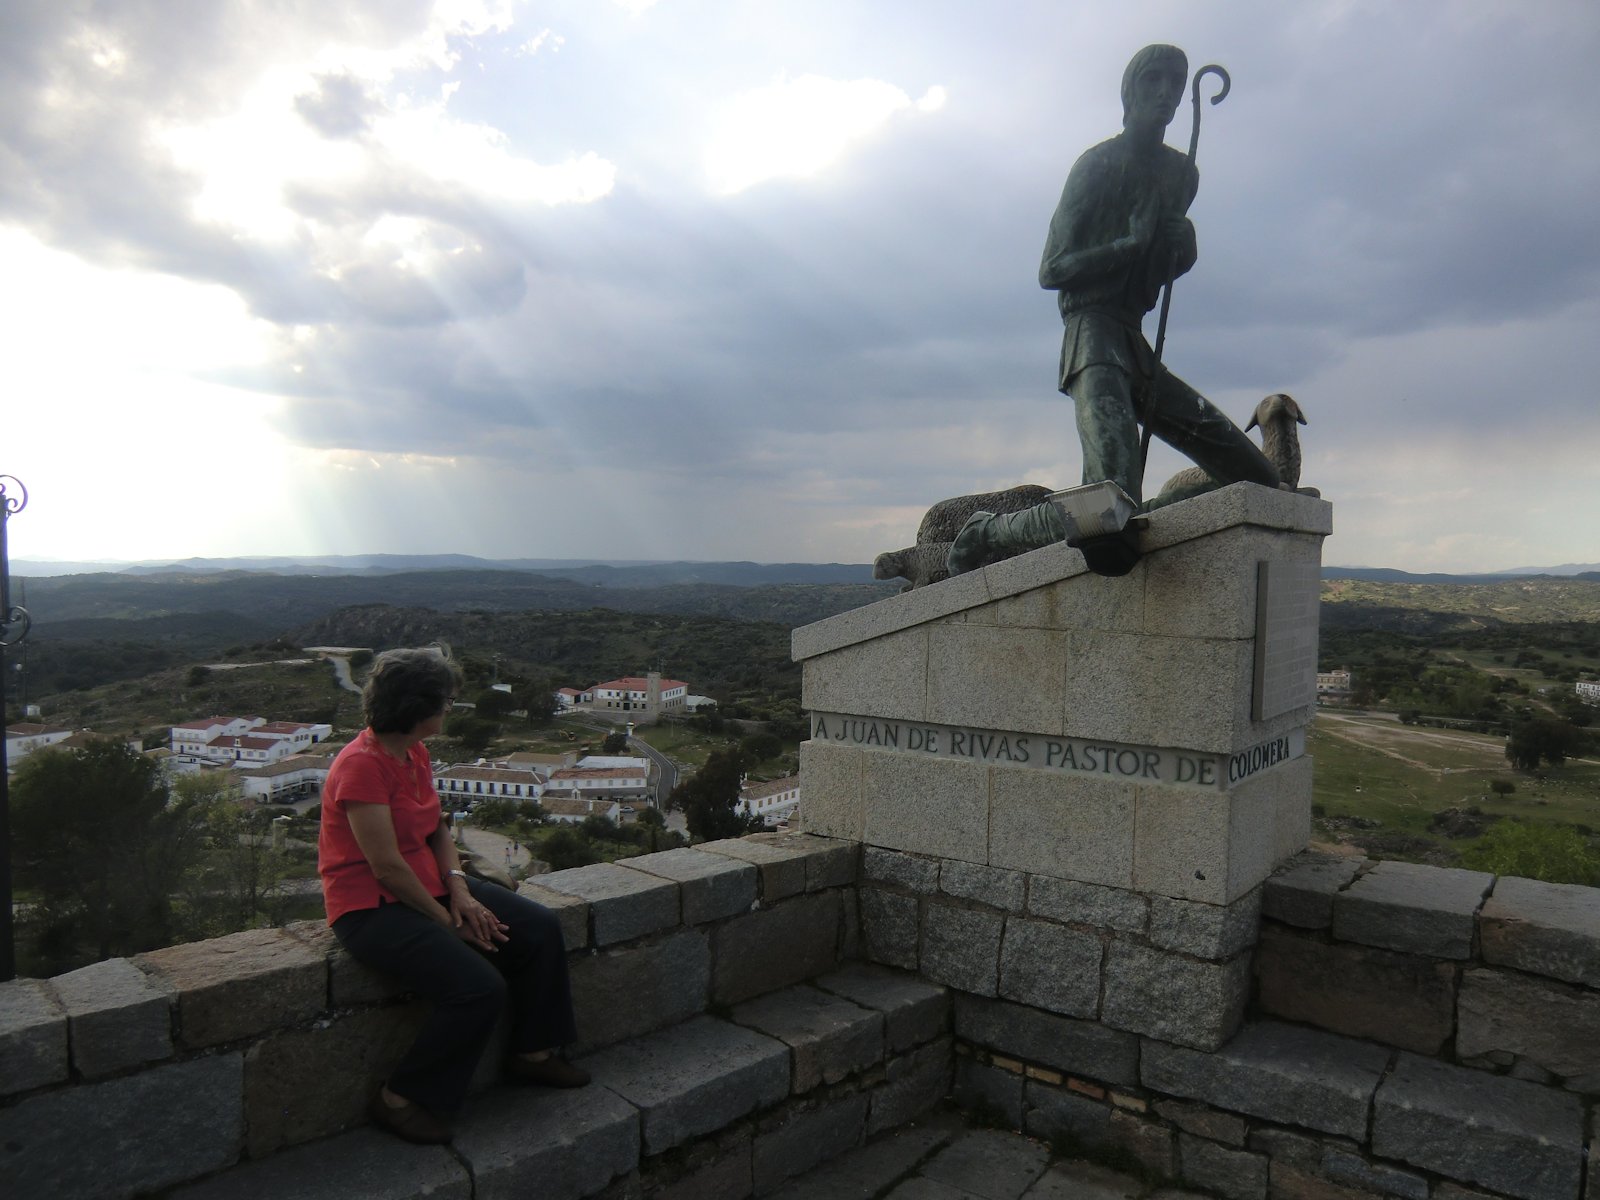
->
[[513, 881, 591, 950], [1253, 924, 1456, 1055], [50, 958, 172, 1079], [1331, 860, 1491, 959], [1478, 875, 1600, 987], [1155, 1099, 1248, 1147], [623, 847, 757, 924], [989, 769, 1135, 887], [801, 627, 929, 720], [1106, 1110, 1179, 1179], [812, 962, 949, 1053], [1319, 1149, 1428, 1200], [137, 928, 325, 1049], [1180, 1134, 1268, 1200], [1141, 1022, 1389, 1140], [955, 994, 1138, 1087], [283, 920, 405, 1006], [792, 566, 993, 662], [1131, 785, 1233, 906], [794, 834, 858, 889], [729, 985, 883, 1092], [0, 977, 68, 1096], [752, 1094, 868, 1194], [584, 1015, 788, 1155], [860, 887, 920, 970], [168, 1128, 468, 1200], [244, 1002, 426, 1158], [866, 1036, 953, 1136], [450, 1082, 640, 1200], [992, 565, 1144, 634], [1026, 876, 1148, 933], [1456, 967, 1600, 1083], [997, 916, 1102, 1018], [1148, 889, 1262, 959], [1262, 852, 1366, 929], [925, 624, 1067, 735], [1143, 528, 1312, 641], [1060, 631, 1254, 754], [865, 846, 941, 892], [698, 835, 809, 901], [0, 1052, 243, 1199], [711, 889, 841, 1005], [537, 862, 680, 946], [1102, 943, 1249, 1051], [797, 740, 864, 842], [919, 903, 1004, 996], [570, 928, 710, 1053], [920, 1129, 1052, 1198], [1372, 1053, 1583, 1200], [940, 860, 1026, 911], [862, 749, 989, 864], [1023, 1079, 1112, 1146], [763, 1119, 960, 1200]]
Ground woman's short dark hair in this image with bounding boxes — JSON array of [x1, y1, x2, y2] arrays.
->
[[362, 647, 465, 734]]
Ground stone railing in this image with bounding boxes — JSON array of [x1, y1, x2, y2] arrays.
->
[[8, 832, 1600, 1200], [871, 845, 1600, 1200], [0, 833, 953, 1199]]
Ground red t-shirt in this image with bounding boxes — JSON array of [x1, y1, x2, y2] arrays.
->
[[318, 729, 446, 924]]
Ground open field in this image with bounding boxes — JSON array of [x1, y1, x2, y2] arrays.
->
[[1311, 710, 1600, 862]]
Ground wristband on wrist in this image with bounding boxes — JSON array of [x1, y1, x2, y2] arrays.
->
[[447, 869, 469, 882]]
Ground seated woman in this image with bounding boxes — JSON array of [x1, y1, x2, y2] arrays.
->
[[318, 647, 587, 1145]]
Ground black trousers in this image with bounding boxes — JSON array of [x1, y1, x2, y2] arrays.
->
[[332, 877, 577, 1115]]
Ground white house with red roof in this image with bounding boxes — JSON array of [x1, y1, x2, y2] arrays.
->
[[171, 717, 333, 767], [434, 761, 546, 806], [737, 775, 801, 827], [5, 722, 75, 767], [546, 764, 651, 803], [589, 673, 687, 713]]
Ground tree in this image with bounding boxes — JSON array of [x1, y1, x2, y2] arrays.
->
[[675, 749, 759, 842], [581, 814, 620, 841], [174, 776, 293, 938], [601, 731, 630, 755], [475, 688, 515, 719], [739, 732, 782, 763], [1506, 718, 1583, 771], [540, 827, 600, 871], [448, 714, 496, 755], [10, 743, 205, 973]]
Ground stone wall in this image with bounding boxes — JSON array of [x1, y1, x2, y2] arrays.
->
[[0, 833, 940, 1200], [874, 843, 1600, 1200]]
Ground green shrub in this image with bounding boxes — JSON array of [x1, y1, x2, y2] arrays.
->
[[1460, 821, 1600, 886]]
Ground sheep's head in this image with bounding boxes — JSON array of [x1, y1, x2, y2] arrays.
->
[[873, 551, 906, 580], [1246, 392, 1306, 432]]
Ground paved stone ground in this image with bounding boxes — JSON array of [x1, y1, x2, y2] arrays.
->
[[772, 1109, 1206, 1200]]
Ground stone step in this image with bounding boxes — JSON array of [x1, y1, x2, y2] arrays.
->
[[1142, 1020, 1586, 1200], [164, 965, 951, 1200]]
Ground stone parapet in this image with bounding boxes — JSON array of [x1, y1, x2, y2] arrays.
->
[[0, 831, 861, 1200], [1258, 851, 1600, 1095]]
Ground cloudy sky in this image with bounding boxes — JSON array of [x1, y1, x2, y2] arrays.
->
[[5, 0, 1597, 573]]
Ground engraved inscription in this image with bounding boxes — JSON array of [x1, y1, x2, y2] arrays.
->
[[810, 713, 1303, 791]]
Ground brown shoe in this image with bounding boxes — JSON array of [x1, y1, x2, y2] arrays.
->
[[368, 1091, 453, 1144], [508, 1053, 591, 1088]]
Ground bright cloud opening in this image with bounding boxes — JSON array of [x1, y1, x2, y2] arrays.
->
[[705, 74, 944, 195]]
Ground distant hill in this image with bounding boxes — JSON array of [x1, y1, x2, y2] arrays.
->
[[1321, 576, 1600, 630], [1323, 566, 1600, 585], [17, 554, 875, 585]]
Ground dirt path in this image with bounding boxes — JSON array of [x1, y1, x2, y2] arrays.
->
[[1315, 711, 1504, 776]]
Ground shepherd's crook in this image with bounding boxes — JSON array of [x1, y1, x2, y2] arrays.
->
[[1138, 63, 1231, 478]]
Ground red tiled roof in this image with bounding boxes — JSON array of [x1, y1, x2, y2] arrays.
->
[[592, 677, 687, 693], [550, 767, 647, 781], [7, 723, 72, 737], [741, 775, 800, 801]]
